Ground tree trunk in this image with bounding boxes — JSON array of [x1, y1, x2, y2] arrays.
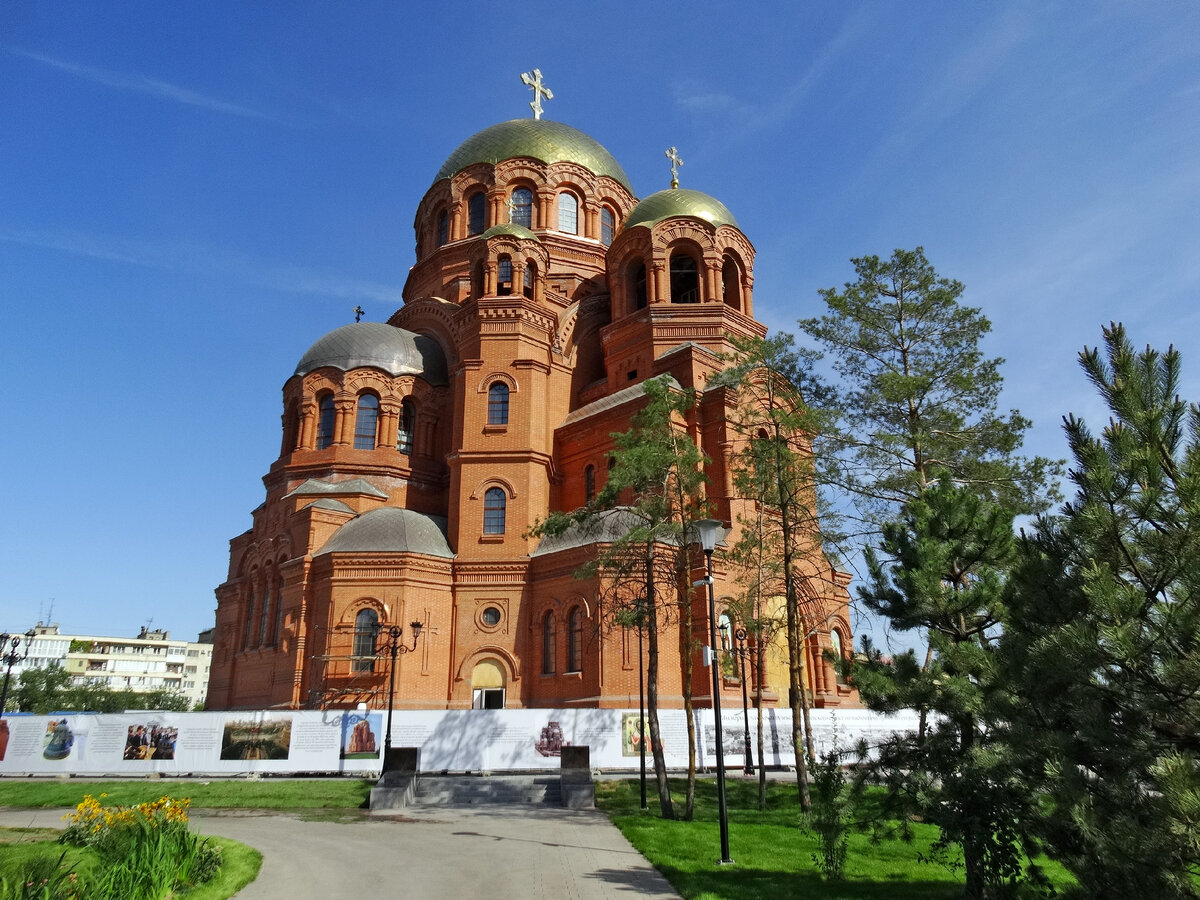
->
[[645, 567, 674, 819], [679, 574, 696, 821]]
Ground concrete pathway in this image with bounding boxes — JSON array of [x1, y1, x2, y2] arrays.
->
[[0, 805, 682, 899]]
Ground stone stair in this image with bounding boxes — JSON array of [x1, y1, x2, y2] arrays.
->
[[413, 774, 562, 806]]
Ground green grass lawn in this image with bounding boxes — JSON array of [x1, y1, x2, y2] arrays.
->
[[596, 777, 1075, 900], [0, 777, 374, 810]]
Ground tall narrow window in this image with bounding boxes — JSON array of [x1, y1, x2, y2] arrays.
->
[[601, 207, 615, 246], [567, 607, 583, 672], [468, 192, 486, 235], [523, 261, 535, 299], [511, 188, 533, 228], [629, 260, 648, 311], [542, 612, 556, 675], [271, 578, 284, 646], [831, 629, 848, 684], [557, 192, 578, 234], [497, 255, 513, 295], [584, 465, 596, 502], [483, 487, 507, 534], [354, 394, 379, 450], [243, 588, 256, 650], [722, 256, 741, 308], [670, 253, 699, 303], [397, 399, 415, 454], [436, 209, 449, 246], [316, 395, 335, 449], [352, 609, 379, 673], [487, 382, 509, 425], [258, 581, 271, 647]]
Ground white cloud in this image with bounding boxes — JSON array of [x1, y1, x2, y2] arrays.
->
[[10, 48, 277, 122], [0, 225, 403, 304]]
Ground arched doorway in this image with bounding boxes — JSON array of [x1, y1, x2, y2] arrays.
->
[[470, 659, 506, 709]]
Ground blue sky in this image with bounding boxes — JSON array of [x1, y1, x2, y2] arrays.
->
[[1, 3, 1197, 647]]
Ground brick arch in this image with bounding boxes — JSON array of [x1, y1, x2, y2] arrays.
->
[[476, 371, 517, 394], [453, 645, 522, 686], [469, 476, 517, 501], [338, 597, 387, 627]]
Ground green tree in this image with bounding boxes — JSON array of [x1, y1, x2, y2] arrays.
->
[[1002, 324, 1200, 897], [799, 247, 1060, 526], [853, 477, 1032, 899], [537, 375, 710, 820], [722, 334, 842, 811], [11, 665, 71, 713]]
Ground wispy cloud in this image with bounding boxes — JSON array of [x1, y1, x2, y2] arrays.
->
[[10, 47, 277, 122], [0, 225, 404, 304]]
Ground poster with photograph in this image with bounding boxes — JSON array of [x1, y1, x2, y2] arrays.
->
[[340, 712, 381, 759], [621, 713, 649, 757], [122, 722, 179, 761], [42, 718, 76, 761], [219, 715, 292, 761]]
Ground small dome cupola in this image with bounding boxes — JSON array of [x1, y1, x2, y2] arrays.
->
[[621, 188, 740, 232], [295, 322, 448, 385]]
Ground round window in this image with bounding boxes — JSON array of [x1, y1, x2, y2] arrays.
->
[[481, 607, 502, 627]]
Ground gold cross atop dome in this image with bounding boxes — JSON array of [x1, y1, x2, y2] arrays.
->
[[520, 68, 553, 121], [665, 146, 684, 188]]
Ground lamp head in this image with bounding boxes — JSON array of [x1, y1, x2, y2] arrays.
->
[[409, 621, 423, 640], [693, 519, 722, 553]]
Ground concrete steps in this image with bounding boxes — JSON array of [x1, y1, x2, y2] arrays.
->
[[413, 774, 563, 806]]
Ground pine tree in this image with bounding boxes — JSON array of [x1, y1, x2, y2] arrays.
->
[[1002, 324, 1200, 897], [854, 477, 1032, 899]]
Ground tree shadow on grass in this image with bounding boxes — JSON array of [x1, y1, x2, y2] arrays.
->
[[649, 865, 963, 900]]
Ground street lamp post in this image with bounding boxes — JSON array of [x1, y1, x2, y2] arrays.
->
[[732, 627, 754, 776], [0, 630, 36, 724], [694, 518, 733, 865], [376, 621, 423, 767]]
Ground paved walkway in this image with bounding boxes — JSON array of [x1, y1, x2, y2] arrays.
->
[[0, 805, 681, 899]]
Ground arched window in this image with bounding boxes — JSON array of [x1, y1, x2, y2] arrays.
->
[[830, 629, 848, 684], [271, 577, 284, 646], [352, 609, 379, 673], [258, 580, 272, 647], [523, 261, 535, 299], [282, 404, 300, 455], [511, 187, 533, 228], [315, 394, 335, 449], [243, 587, 256, 650], [722, 256, 741, 308], [670, 252, 699, 303], [718, 612, 733, 651], [567, 607, 583, 672], [472, 260, 484, 298], [628, 260, 648, 311], [483, 487, 507, 534], [601, 207, 615, 246], [354, 394, 379, 450], [497, 255, 513, 295], [542, 612, 556, 675], [557, 192, 578, 234], [467, 192, 486, 235], [397, 399, 415, 455], [487, 382, 509, 425], [436, 209, 449, 246], [584, 465, 595, 502]]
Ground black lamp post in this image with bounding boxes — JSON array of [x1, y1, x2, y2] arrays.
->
[[376, 621, 423, 761], [0, 629, 36, 723], [694, 518, 733, 865], [720, 623, 755, 776]]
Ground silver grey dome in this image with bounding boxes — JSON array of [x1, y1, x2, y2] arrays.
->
[[316, 507, 454, 558], [295, 322, 448, 385]]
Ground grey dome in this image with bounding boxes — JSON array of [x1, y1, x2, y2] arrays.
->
[[316, 507, 454, 558], [295, 322, 448, 385]]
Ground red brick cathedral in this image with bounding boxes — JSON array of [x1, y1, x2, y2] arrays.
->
[[207, 108, 858, 713]]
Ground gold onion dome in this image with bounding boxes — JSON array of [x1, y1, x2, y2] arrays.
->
[[435, 119, 632, 192], [481, 223, 541, 242], [623, 188, 739, 231]]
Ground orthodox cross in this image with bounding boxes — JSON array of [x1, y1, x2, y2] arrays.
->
[[520, 68, 553, 120], [353, 305, 364, 323], [665, 146, 683, 188]]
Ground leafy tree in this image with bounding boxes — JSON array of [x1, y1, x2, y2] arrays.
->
[[11, 665, 71, 713], [721, 334, 843, 810], [1002, 324, 1200, 897], [537, 375, 710, 820], [799, 246, 1060, 528], [853, 477, 1033, 900]]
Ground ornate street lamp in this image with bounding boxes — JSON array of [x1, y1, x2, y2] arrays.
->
[[693, 518, 733, 865], [720, 622, 755, 776], [0, 629, 37, 724], [375, 621, 423, 766]]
